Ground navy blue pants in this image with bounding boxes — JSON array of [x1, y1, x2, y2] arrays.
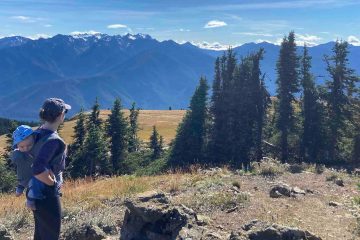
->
[[33, 195, 61, 240]]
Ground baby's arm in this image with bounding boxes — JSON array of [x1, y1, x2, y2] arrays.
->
[[15, 184, 25, 197]]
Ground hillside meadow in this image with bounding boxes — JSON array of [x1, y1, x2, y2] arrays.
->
[[0, 110, 186, 153]]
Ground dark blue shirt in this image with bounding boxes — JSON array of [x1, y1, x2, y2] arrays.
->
[[32, 128, 64, 176]]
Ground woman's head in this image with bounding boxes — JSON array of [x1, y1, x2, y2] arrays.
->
[[39, 98, 71, 124]]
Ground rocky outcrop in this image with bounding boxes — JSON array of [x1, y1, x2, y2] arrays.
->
[[120, 191, 228, 240], [62, 223, 107, 240], [269, 183, 291, 198], [0, 225, 13, 240], [270, 183, 306, 198], [240, 220, 322, 240]]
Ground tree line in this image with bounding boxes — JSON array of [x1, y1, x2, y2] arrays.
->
[[169, 31, 359, 169]]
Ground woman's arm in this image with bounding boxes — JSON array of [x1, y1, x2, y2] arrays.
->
[[34, 169, 55, 186], [33, 140, 60, 186]]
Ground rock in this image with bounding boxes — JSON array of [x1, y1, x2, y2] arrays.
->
[[305, 189, 314, 194], [291, 187, 306, 195], [0, 225, 14, 240], [228, 231, 247, 240], [242, 220, 322, 240], [270, 183, 291, 198], [120, 191, 225, 240], [334, 178, 344, 187], [329, 201, 342, 207], [63, 224, 106, 240], [196, 215, 211, 226]]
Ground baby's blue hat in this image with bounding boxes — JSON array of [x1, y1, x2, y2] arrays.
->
[[12, 125, 34, 147]]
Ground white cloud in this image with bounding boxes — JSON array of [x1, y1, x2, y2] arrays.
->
[[204, 20, 227, 28], [12, 16, 30, 20], [107, 24, 127, 29], [44, 24, 52, 27], [348, 35, 360, 46], [27, 33, 51, 40], [11, 15, 36, 23], [192, 41, 237, 50], [11, 15, 45, 23], [296, 34, 322, 46], [233, 32, 273, 37], [70, 30, 101, 35]]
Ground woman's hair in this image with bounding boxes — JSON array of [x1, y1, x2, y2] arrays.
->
[[39, 108, 62, 123]]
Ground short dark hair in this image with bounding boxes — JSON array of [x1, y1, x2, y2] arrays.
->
[[39, 98, 71, 123], [39, 108, 62, 123]]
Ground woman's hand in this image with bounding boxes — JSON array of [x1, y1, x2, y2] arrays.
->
[[34, 169, 55, 186]]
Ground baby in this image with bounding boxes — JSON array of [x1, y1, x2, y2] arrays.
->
[[11, 125, 38, 210]]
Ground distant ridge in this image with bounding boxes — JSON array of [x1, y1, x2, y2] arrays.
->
[[0, 33, 359, 120]]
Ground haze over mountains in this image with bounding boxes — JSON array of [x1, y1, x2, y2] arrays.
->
[[0, 33, 359, 120]]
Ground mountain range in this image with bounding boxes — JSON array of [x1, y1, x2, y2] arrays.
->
[[0, 33, 359, 121]]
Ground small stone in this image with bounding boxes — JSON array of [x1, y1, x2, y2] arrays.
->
[[329, 201, 342, 207], [292, 187, 306, 195], [334, 178, 344, 187]]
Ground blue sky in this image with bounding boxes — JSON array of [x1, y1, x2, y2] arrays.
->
[[1, 0, 360, 48]]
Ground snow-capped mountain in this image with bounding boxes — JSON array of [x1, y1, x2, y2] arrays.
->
[[0, 33, 359, 120]]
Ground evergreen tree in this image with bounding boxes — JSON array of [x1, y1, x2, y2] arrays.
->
[[67, 109, 87, 176], [83, 126, 110, 176], [300, 45, 324, 163], [88, 97, 102, 128], [128, 102, 140, 153], [149, 126, 163, 159], [106, 98, 128, 174], [72, 108, 87, 148], [170, 77, 209, 167], [3, 121, 17, 169], [324, 40, 359, 162], [208, 50, 235, 165], [275, 32, 300, 163], [251, 49, 270, 161]]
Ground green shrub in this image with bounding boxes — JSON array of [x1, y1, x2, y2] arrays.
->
[[135, 156, 168, 176], [0, 159, 17, 193], [251, 158, 286, 177]]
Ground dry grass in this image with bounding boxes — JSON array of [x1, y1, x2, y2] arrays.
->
[[0, 110, 185, 153], [1, 168, 359, 240]]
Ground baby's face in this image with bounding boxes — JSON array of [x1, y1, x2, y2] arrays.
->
[[17, 136, 34, 152]]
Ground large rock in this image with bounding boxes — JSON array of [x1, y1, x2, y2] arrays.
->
[[269, 183, 291, 198], [120, 191, 226, 240], [63, 223, 107, 240], [241, 220, 322, 240], [0, 225, 13, 240]]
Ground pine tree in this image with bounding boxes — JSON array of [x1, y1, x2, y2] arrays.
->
[[169, 77, 209, 167], [275, 32, 300, 163], [106, 98, 128, 174], [88, 97, 102, 128], [128, 102, 140, 153], [67, 109, 87, 176], [72, 109, 87, 148], [3, 121, 17, 169], [324, 40, 359, 162], [251, 49, 270, 161], [83, 126, 110, 176], [208, 50, 236, 165], [300, 45, 324, 163], [149, 126, 162, 159]]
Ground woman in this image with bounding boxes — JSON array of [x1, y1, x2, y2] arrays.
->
[[30, 98, 71, 240]]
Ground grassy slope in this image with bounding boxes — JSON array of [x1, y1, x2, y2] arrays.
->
[[0, 110, 186, 153]]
